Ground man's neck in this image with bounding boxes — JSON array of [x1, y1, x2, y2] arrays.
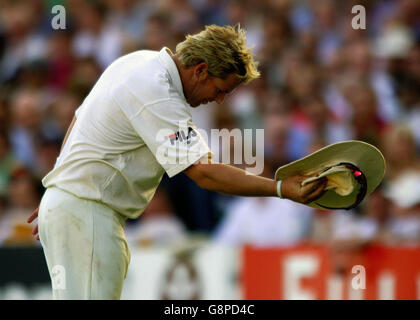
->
[[170, 53, 192, 100]]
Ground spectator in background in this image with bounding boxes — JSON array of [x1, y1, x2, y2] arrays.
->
[[359, 187, 393, 244], [159, 0, 201, 36], [0, 168, 42, 246], [342, 38, 402, 124], [310, 0, 342, 64], [16, 59, 49, 92], [71, 0, 123, 69], [263, 108, 293, 169], [8, 89, 45, 170], [67, 57, 102, 98], [47, 31, 76, 91], [258, 10, 293, 71], [224, 76, 268, 132], [382, 124, 420, 180], [383, 171, 420, 244], [399, 43, 420, 149], [341, 78, 388, 147], [0, 0, 48, 83], [104, 0, 158, 53], [0, 92, 10, 133], [34, 139, 61, 181], [139, 11, 174, 51], [287, 94, 352, 160], [47, 90, 82, 141], [0, 130, 21, 209]]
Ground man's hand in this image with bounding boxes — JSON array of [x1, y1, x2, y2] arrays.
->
[[27, 207, 40, 241], [281, 175, 327, 204]]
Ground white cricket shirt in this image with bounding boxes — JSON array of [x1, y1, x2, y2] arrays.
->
[[42, 48, 212, 219]]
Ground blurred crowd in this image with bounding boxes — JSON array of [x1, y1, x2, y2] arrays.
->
[[0, 0, 420, 273]]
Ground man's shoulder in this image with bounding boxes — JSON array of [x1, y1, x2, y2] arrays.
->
[[115, 49, 160, 63], [110, 49, 162, 78], [110, 51, 180, 104]]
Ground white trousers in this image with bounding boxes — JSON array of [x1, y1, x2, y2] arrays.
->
[[38, 187, 130, 300]]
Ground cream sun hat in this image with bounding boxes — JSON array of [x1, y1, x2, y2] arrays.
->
[[275, 140, 386, 210]]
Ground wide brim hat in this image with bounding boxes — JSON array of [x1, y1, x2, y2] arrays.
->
[[275, 140, 386, 210]]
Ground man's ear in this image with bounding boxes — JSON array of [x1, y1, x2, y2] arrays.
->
[[194, 62, 209, 80]]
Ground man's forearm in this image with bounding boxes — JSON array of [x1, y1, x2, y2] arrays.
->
[[191, 163, 277, 197]]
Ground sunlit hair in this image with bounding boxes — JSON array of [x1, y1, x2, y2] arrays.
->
[[175, 24, 260, 84]]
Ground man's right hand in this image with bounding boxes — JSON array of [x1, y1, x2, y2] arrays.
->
[[281, 175, 328, 205]]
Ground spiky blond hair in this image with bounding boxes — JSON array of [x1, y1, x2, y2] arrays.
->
[[175, 24, 260, 84]]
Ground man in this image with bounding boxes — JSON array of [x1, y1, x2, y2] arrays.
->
[[27, 25, 326, 299]]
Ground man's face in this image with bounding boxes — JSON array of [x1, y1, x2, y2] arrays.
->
[[186, 64, 240, 107]]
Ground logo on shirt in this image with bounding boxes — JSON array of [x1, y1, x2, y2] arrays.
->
[[168, 127, 197, 145]]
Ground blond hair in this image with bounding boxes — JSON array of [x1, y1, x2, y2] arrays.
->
[[175, 24, 260, 84]]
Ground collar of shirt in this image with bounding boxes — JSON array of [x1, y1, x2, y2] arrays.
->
[[158, 47, 186, 101]]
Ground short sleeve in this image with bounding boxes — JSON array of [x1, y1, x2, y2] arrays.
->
[[115, 94, 212, 177]]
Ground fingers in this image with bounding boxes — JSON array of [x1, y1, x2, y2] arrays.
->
[[305, 179, 328, 203], [282, 175, 328, 205], [301, 177, 327, 195], [32, 224, 38, 235], [28, 207, 41, 241], [27, 207, 39, 223], [32, 224, 40, 241]]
